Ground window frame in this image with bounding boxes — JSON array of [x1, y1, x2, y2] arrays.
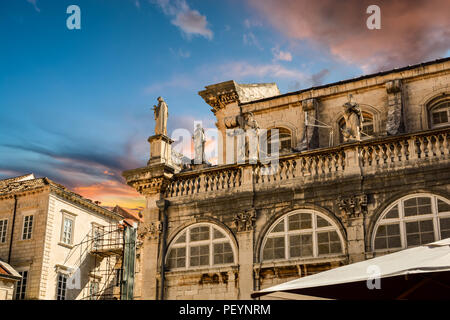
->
[[60, 211, 76, 246], [21, 214, 34, 240], [88, 280, 100, 300], [372, 193, 450, 252], [0, 218, 8, 243], [56, 272, 68, 300], [263, 127, 293, 155], [166, 223, 237, 271], [15, 269, 29, 300], [261, 210, 345, 263], [430, 100, 450, 128]]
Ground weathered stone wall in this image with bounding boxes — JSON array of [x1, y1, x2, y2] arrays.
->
[[0, 190, 49, 299], [126, 58, 450, 300]]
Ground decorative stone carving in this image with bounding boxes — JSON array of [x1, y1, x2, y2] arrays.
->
[[201, 91, 240, 114], [341, 95, 363, 142], [152, 97, 169, 136], [295, 98, 319, 151], [385, 79, 405, 135], [233, 209, 256, 232], [224, 115, 239, 129], [337, 194, 368, 221], [138, 221, 162, 240]]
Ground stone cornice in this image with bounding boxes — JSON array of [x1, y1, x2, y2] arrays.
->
[[122, 163, 175, 196]]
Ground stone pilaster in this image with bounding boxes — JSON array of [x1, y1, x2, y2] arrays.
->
[[122, 162, 174, 300], [233, 209, 256, 299], [385, 79, 405, 135], [337, 194, 368, 263]]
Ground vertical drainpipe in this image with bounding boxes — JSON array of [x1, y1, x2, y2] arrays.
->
[[156, 199, 169, 300], [8, 195, 18, 264]]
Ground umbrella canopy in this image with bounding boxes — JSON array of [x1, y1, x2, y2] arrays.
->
[[252, 238, 450, 300]]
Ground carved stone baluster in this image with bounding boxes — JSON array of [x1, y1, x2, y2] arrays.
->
[[386, 143, 393, 164], [435, 135, 443, 157], [427, 136, 435, 157], [418, 137, 426, 158], [442, 133, 449, 156]]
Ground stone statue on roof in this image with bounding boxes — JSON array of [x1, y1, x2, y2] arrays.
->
[[193, 123, 206, 164], [152, 97, 169, 135]]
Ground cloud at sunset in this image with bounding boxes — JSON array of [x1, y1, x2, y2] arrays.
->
[[247, 0, 450, 72]]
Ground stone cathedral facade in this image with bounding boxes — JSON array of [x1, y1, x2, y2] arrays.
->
[[123, 58, 450, 300]]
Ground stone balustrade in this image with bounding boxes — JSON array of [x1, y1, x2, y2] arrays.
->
[[164, 128, 450, 199]]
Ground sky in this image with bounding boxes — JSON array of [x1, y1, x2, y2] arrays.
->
[[0, 0, 449, 213]]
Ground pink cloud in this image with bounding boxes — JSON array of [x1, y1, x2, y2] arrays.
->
[[247, 0, 450, 72]]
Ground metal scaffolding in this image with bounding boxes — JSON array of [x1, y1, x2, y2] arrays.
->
[[62, 221, 136, 300]]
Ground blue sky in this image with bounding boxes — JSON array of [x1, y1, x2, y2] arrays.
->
[[0, 0, 448, 211]]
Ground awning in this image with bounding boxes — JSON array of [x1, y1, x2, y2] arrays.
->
[[252, 238, 450, 300]]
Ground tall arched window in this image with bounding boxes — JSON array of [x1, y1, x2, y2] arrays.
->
[[429, 99, 450, 128], [261, 210, 344, 262], [373, 194, 450, 251], [339, 112, 374, 143], [265, 127, 292, 154], [166, 223, 236, 270]]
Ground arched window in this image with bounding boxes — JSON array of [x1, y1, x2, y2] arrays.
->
[[166, 223, 236, 270], [429, 100, 450, 128], [339, 112, 374, 143], [373, 194, 450, 251], [261, 210, 344, 261], [265, 127, 292, 154]]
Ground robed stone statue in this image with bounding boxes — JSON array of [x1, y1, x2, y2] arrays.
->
[[153, 97, 169, 135], [341, 94, 363, 142], [193, 123, 206, 164]]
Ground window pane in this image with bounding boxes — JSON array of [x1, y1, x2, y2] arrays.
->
[[375, 223, 401, 250], [404, 197, 432, 216], [317, 231, 341, 255], [438, 200, 450, 213], [213, 228, 225, 239], [289, 234, 313, 258], [168, 247, 186, 269], [190, 226, 210, 242], [384, 206, 399, 219], [405, 219, 435, 247], [316, 216, 331, 228], [0, 219, 7, 243], [175, 232, 186, 243], [288, 213, 311, 231], [271, 220, 284, 233], [263, 237, 285, 260], [213, 242, 233, 265], [440, 217, 450, 239], [432, 111, 448, 125], [190, 245, 209, 267]]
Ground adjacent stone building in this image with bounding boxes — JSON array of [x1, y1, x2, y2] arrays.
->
[[0, 173, 125, 299], [0, 260, 21, 299], [123, 58, 450, 300]]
